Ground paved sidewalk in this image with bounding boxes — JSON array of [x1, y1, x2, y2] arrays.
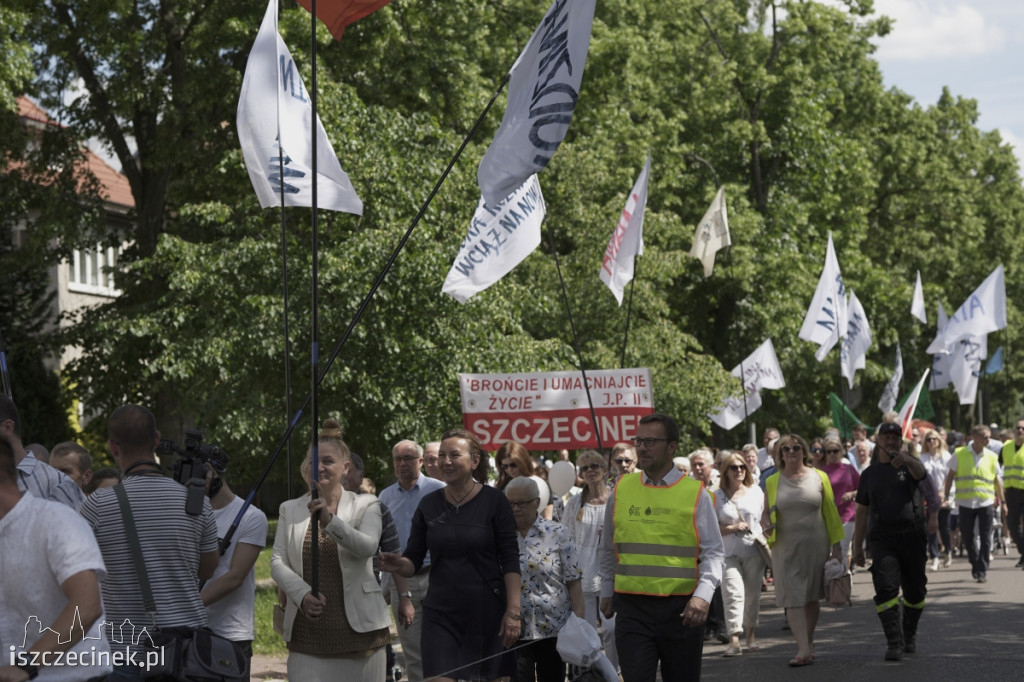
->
[[250, 550, 1024, 680]]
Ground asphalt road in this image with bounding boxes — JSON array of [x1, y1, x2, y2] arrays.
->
[[700, 550, 1024, 681], [251, 549, 1024, 681]]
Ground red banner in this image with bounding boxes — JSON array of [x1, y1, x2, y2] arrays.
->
[[459, 369, 654, 450]]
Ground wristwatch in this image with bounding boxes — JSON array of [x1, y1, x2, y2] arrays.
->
[[15, 662, 39, 680], [399, 591, 413, 598]]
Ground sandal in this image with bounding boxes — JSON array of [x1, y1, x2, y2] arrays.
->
[[746, 642, 761, 651], [723, 646, 743, 657], [788, 655, 813, 667]]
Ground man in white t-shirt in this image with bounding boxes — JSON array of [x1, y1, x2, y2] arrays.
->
[[201, 453, 268, 670], [0, 435, 113, 682]]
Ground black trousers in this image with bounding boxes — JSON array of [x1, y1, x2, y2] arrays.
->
[[614, 593, 704, 682], [515, 637, 565, 682], [869, 525, 927, 609], [1006, 488, 1024, 556], [959, 505, 995, 574]]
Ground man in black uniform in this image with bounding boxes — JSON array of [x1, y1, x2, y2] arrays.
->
[[852, 422, 939, 661]]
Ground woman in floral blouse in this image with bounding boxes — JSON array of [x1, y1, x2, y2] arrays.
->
[[506, 477, 585, 682]]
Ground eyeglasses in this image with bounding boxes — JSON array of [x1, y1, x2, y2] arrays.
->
[[630, 437, 670, 448], [500, 462, 519, 471], [810, 447, 823, 453], [613, 458, 633, 465], [393, 456, 420, 464], [579, 463, 604, 472], [926, 436, 940, 442], [825, 449, 842, 455], [508, 497, 539, 509], [728, 465, 746, 472], [1016, 426, 1024, 431], [780, 445, 802, 453]]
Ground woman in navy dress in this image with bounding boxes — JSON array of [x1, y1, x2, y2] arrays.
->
[[380, 429, 521, 681]]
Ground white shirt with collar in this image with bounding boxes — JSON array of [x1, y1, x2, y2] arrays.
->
[[599, 466, 724, 604]]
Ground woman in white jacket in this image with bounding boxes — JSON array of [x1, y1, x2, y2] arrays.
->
[[271, 419, 391, 681]]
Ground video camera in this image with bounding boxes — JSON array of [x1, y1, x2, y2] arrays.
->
[[156, 430, 229, 516]]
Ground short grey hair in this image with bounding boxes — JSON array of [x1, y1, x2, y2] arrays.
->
[[688, 449, 714, 465], [392, 440, 424, 457], [505, 476, 539, 499]]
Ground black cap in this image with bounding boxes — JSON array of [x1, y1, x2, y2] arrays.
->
[[878, 422, 902, 436]]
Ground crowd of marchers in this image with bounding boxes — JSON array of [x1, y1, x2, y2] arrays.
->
[[1, 395, 1020, 682]]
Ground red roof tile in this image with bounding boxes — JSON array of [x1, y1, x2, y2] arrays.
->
[[14, 96, 134, 210]]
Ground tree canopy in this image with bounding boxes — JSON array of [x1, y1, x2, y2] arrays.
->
[[4, 0, 1022, 492]]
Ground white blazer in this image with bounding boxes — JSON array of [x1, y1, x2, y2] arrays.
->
[[271, 491, 390, 641]]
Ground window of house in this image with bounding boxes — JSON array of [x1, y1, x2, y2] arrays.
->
[[68, 244, 120, 296]]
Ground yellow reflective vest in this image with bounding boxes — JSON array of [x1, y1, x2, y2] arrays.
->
[[612, 473, 702, 596], [1001, 441, 1024, 491], [954, 446, 999, 502], [764, 468, 844, 548]]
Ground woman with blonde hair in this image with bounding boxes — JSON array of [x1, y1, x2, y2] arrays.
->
[[271, 419, 391, 681], [920, 428, 953, 569], [761, 434, 844, 666], [496, 440, 554, 520], [715, 451, 766, 656], [563, 450, 618, 671]]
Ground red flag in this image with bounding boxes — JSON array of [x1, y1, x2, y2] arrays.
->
[[295, 0, 393, 39]]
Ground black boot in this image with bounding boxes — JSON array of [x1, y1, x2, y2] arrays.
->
[[878, 605, 903, 661], [903, 605, 923, 653]]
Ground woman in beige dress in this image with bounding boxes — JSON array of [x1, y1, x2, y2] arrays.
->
[[761, 434, 844, 667]]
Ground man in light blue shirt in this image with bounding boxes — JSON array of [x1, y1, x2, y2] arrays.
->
[[0, 396, 84, 511], [378, 440, 445, 682]]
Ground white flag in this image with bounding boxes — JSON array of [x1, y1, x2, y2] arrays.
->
[[840, 290, 871, 389], [799, 233, 847, 360], [477, 0, 597, 207], [878, 343, 903, 413], [709, 339, 785, 430], [896, 369, 930, 440], [599, 154, 650, 305], [950, 335, 988, 405], [687, 187, 730, 278], [926, 264, 1006, 354], [929, 301, 952, 390], [911, 270, 927, 323], [442, 175, 545, 303], [237, 0, 362, 214]]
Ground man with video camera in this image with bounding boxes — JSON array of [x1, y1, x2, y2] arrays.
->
[[80, 404, 219, 680]]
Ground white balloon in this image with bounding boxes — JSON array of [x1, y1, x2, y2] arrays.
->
[[530, 475, 551, 508], [548, 461, 576, 497]]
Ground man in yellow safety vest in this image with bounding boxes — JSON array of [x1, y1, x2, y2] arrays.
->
[[599, 413, 724, 682]]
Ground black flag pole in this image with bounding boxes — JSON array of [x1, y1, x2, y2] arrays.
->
[[0, 328, 12, 399], [220, 71, 513, 552], [309, 0, 320, 598], [723, 238, 750, 433], [277, 143, 295, 501], [545, 226, 604, 452]]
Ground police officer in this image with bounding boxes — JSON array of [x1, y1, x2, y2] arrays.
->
[[852, 422, 938, 661]]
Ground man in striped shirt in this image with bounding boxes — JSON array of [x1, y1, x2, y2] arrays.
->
[[80, 404, 219, 679], [0, 396, 84, 511]]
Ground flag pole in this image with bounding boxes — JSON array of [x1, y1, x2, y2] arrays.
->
[[546, 226, 604, 452], [0, 328, 12, 399], [277, 141, 294, 501], [619, 261, 637, 369], [218, 72, 513, 553], [308, 0, 320, 598], [724, 242, 750, 432]]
